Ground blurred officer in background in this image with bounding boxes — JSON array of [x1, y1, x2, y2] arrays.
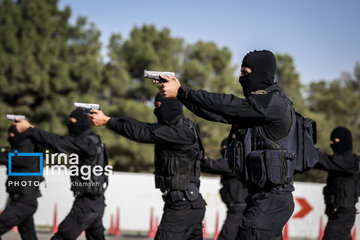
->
[[15, 109, 108, 240], [0, 125, 43, 240], [201, 138, 248, 240], [315, 126, 359, 240]]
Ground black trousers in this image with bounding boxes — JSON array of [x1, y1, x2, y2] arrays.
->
[[236, 191, 294, 240], [322, 207, 356, 240], [218, 203, 246, 240], [155, 194, 206, 240], [0, 194, 38, 240], [51, 195, 105, 240]]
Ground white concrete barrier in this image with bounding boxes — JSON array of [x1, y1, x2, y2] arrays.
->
[[0, 166, 359, 239]]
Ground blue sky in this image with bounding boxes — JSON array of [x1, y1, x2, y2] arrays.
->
[[59, 0, 360, 85]]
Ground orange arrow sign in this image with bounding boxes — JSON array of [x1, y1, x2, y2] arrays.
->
[[293, 197, 313, 218]]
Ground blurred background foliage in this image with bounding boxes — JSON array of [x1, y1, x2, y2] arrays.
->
[[1, 0, 360, 183]]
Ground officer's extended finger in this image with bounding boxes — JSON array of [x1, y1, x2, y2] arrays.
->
[[90, 109, 100, 114], [159, 75, 170, 81]]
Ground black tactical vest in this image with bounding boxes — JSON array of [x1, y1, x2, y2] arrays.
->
[[227, 91, 318, 189], [154, 117, 203, 192], [71, 131, 108, 197], [323, 172, 358, 212]]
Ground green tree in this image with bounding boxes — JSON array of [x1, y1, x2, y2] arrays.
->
[[182, 41, 239, 94], [102, 29, 240, 170], [101, 25, 186, 172], [308, 63, 360, 154], [118, 25, 184, 101], [0, 0, 103, 144], [275, 54, 305, 113], [180, 40, 239, 158], [299, 63, 360, 183]]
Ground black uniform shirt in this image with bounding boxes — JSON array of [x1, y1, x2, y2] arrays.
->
[[27, 128, 97, 163], [105, 114, 195, 146], [0, 138, 42, 196], [317, 150, 360, 185], [178, 84, 291, 142], [317, 150, 359, 174], [317, 150, 360, 209], [0, 145, 37, 169]]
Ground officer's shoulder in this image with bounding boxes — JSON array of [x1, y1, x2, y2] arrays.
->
[[248, 91, 282, 109], [179, 117, 195, 126], [174, 117, 196, 133], [87, 133, 102, 144], [74, 133, 101, 148]]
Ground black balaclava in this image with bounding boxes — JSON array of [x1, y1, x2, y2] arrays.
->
[[8, 125, 32, 148], [330, 126, 353, 154], [239, 50, 277, 97], [67, 109, 90, 137], [220, 138, 228, 158], [154, 93, 183, 122]]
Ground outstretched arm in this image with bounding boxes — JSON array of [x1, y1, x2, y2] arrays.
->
[[15, 120, 90, 155], [89, 110, 195, 145], [157, 76, 264, 126], [182, 99, 229, 123], [315, 151, 359, 174]]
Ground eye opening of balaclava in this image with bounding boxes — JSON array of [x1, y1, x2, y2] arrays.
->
[[330, 126, 352, 154], [239, 50, 277, 97], [67, 109, 90, 137], [7, 125, 32, 148], [220, 137, 228, 158], [154, 93, 183, 122]]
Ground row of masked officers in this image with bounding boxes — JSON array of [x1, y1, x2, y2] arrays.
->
[[1, 50, 359, 240]]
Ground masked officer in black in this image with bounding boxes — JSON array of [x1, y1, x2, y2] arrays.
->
[[158, 50, 295, 239], [15, 109, 107, 240], [315, 127, 359, 240], [0, 125, 42, 240], [201, 138, 248, 240], [88, 94, 206, 240]]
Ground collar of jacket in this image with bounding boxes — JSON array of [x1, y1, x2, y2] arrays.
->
[[72, 129, 94, 139], [249, 83, 282, 96], [160, 113, 185, 125]]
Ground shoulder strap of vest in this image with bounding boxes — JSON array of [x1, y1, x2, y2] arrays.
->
[[178, 118, 204, 152], [178, 117, 204, 186], [88, 134, 103, 156], [87, 134, 109, 191]]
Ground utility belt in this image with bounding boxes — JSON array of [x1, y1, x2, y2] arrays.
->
[[162, 190, 186, 203], [161, 183, 199, 203]]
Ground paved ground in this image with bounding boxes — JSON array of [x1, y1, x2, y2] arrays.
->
[[1, 231, 314, 240], [2, 231, 149, 240]]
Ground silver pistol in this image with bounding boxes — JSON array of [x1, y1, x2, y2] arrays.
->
[[74, 102, 101, 114], [144, 70, 175, 83], [6, 114, 26, 121]]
